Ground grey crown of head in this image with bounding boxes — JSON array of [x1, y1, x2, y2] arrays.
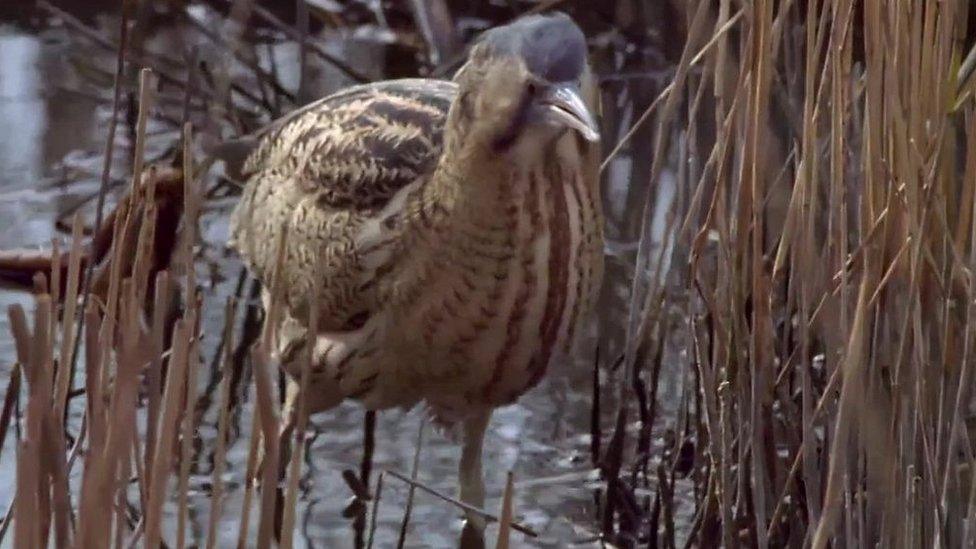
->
[[478, 12, 587, 83]]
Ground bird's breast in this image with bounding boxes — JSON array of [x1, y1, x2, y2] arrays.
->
[[382, 148, 603, 416]]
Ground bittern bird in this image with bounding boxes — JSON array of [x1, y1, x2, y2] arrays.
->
[[227, 11, 603, 540]]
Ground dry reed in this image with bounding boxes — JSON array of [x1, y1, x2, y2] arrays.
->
[[593, 0, 976, 546]]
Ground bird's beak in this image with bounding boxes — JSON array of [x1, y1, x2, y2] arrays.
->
[[538, 83, 600, 142]]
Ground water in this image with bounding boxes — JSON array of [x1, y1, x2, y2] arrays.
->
[[0, 7, 611, 547]]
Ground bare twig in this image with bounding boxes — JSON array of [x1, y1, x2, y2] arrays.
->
[[383, 470, 538, 538]]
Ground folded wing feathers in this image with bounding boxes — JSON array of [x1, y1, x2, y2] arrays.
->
[[228, 79, 457, 333]]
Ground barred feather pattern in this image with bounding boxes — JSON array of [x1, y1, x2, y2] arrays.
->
[[229, 78, 603, 422], [231, 80, 454, 330]]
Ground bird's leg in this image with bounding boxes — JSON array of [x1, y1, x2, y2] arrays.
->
[[459, 410, 491, 547], [272, 377, 300, 541], [279, 375, 300, 461]]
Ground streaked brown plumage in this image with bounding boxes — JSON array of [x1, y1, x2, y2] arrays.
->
[[227, 12, 603, 539]]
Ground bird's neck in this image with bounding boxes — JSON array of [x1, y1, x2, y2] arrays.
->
[[426, 139, 521, 223]]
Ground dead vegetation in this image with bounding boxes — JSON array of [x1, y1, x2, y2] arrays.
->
[[2, 0, 976, 547]]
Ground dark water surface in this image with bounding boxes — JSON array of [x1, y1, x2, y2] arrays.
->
[[0, 4, 618, 547]]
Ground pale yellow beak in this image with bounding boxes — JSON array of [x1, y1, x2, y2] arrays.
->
[[539, 83, 600, 142]]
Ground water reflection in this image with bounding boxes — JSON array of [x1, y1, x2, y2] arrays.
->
[[0, 26, 100, 244], [0, 29, 44, 188]]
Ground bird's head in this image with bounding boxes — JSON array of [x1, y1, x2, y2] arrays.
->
[[450, 13, 599, 157]]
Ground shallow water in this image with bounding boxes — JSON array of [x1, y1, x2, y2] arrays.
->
[[0, 8, 619, 547]]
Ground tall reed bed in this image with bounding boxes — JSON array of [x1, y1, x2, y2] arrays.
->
[[593, 0, 976, 546], [0, 67, 260, 548]]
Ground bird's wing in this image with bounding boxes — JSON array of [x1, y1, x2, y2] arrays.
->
[[236, 78, 456, 211], [229, 79, 456, 333]]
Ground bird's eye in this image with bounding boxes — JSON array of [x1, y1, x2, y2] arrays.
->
[[527, 82, 538, 96]]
